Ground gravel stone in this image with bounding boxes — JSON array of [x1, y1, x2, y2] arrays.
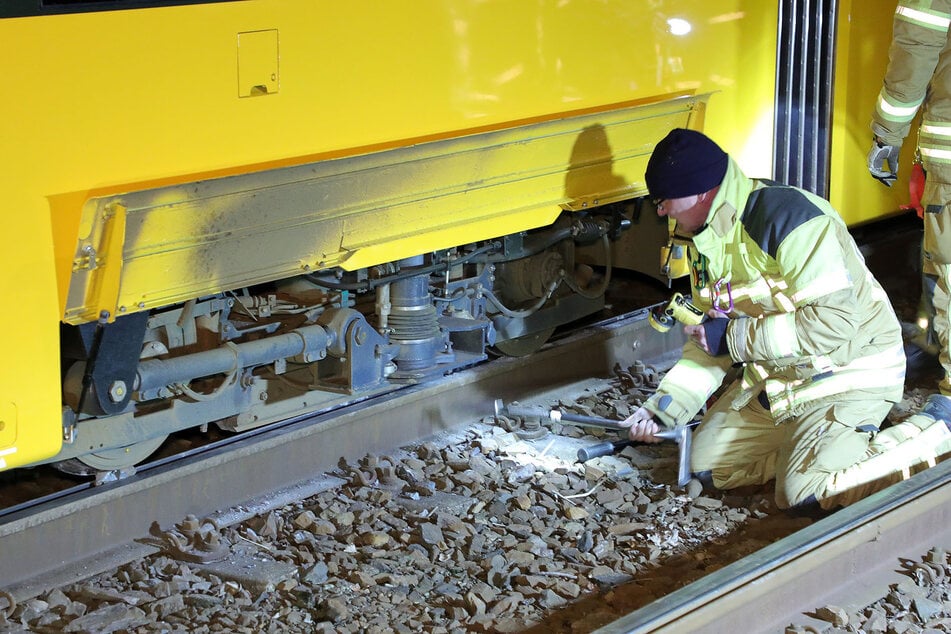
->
[[62, 603, 148, 633], [18, 361, 944, 633]]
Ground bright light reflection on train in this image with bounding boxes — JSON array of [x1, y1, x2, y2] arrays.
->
[[667, 18, 692, 36]]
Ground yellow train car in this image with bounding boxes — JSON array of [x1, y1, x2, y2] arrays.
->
[[0, 0, 904, 474]]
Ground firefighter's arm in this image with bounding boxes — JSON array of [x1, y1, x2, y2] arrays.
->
[[725, 219, 860, 364], [634, 342, 733, 429], [871, 0, 948, 147]]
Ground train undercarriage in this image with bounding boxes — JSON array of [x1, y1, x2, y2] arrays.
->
[[55, 206, 637, 474]]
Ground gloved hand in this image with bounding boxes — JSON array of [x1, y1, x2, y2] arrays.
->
[[867, 138, 901, 187]]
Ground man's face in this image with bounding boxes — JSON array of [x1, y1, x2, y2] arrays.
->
[[653, 191, 714, 234]]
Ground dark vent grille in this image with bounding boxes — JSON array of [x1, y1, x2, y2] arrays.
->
[[774, 0, 839, 197]]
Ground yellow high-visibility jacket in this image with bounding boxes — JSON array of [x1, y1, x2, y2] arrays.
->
[[644, 159, 905, 428], [873, 0, 951, 183]]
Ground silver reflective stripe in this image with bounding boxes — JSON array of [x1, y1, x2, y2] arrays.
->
[[921, 122, 951, 137], [877, 93, 922, 120], [921, 146, 951, 161], [897, 5, 951, 30]]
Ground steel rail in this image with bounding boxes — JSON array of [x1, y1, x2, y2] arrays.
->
[[598, 445, 951, 633], [1, 308, 684, 599]]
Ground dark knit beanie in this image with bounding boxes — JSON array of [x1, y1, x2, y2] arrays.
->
[[645, 128, 728, 200]]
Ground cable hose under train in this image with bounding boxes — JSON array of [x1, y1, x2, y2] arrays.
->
[[305, 242, 500, 291], [484, 280, 560, 319]]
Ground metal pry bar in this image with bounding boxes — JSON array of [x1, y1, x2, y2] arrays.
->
[[493, 399, 693, 487], [654, 426, 692, 488]]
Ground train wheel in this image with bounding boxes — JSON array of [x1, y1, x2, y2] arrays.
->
[[492, 327, 556, 357], [74, 435, 168, 472]]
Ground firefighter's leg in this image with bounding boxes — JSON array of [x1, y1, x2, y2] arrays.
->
[[926, 258, 951, 395], [777, 398, 890, 510], [810, 394, 951, 509], [910, 254, 939, 354], [690, 381, 781, 490], [921, 180, 951, 394]]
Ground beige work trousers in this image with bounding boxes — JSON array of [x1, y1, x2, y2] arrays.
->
[[921, 180, 951, 394], [691, 381, 951, 509], [922, 256, 951, 395]]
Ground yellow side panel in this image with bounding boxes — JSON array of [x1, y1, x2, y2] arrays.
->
[[831, 0, 912, 225], [0, 203, 62, 468], [0, 1, 779, 318], [65, 97, 708, 323]]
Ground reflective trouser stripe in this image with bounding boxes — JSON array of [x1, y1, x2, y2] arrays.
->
[[920, 121, 951, 164], [920, 146, 951, 164], [821, 416, 951, 507], [921, 121, 951, 137]]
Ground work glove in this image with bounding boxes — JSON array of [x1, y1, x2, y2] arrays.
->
[[867, 138, 901, 187]]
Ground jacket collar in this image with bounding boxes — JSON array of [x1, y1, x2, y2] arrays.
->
[[696, 157, 754, 242]]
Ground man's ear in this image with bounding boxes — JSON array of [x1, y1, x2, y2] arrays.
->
[[699, 186, 719, 203]]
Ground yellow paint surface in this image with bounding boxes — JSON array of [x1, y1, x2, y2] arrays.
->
[[831, 0, 914, 225]]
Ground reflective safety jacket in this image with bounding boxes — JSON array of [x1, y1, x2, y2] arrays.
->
[[644, 159, 905, 428], [873, 0, 951, 183]]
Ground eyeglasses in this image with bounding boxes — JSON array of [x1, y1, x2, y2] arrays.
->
[[651, 197, 665, 208]]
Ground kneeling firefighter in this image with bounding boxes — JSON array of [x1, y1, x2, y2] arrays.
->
[[623, 128, 951, 510]]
